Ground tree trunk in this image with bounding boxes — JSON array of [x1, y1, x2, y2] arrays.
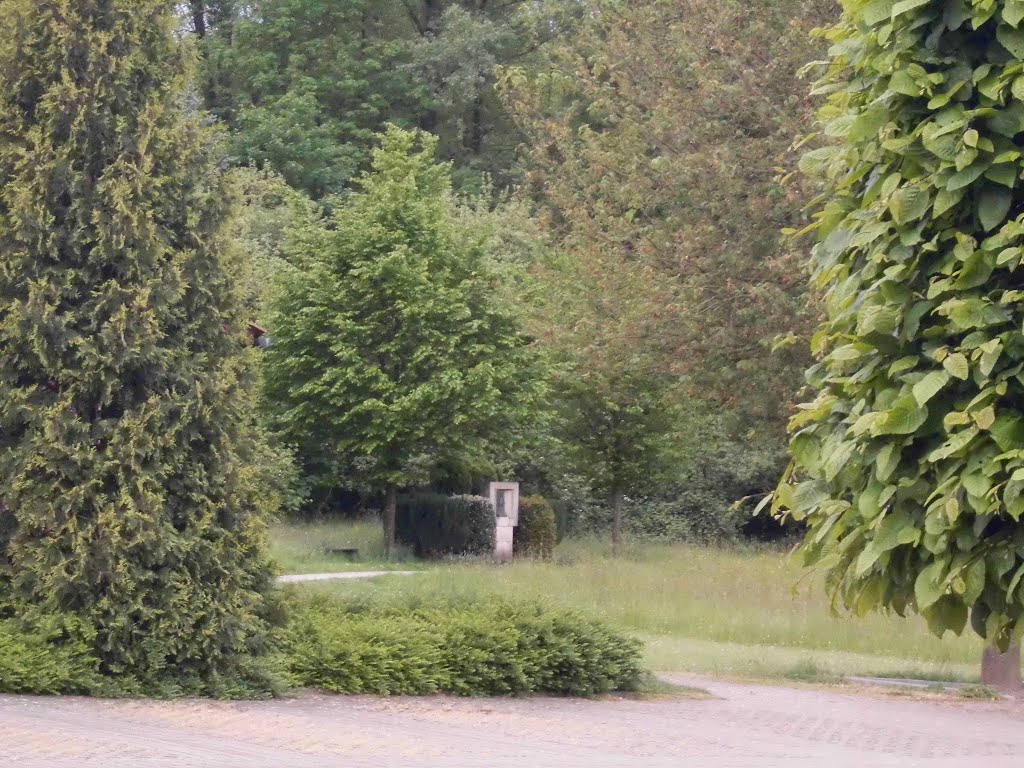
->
[[611, 487, 624, 557], [468, 96, 485, 155], [418, 0, 442, 133], [383, 485, 398, 558], [190, 0, 207, 38], [981, 643, 1022, 694]]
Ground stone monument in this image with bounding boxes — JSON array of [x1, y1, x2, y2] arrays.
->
[[488, 481, 519, 563]]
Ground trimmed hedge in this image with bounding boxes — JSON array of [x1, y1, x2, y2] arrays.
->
[[514, 496, 557, 559], [285, 593, 644, 696], [396, 493, 495, 558]]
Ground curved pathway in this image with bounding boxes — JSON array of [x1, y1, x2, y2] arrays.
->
[[3, 676, 1023, 767]]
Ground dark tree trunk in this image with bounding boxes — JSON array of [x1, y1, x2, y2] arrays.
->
[[422, 0, 442, 31], [190, 0, 207, 38], [468, 96, 485, 155], [384, 485, 398, 557], [612, 486, 624, 557], [418, 0, 443, 133], [981, 643, 1022, 693]]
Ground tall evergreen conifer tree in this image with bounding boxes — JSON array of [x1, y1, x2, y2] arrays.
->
[[0, 0, 274, 690]]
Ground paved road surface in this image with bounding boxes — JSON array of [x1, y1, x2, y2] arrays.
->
[[3, 676, 1023, 767]]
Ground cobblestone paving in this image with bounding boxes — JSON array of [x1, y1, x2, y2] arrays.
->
[[3, 676, 1024, 767]]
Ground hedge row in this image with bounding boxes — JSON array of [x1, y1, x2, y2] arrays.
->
[[284, 592, 644, 696], [396, 493, 495, 557], [515, 495, 558, 558]]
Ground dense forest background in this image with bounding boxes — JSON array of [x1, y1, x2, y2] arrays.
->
[[179, 0, 839, 542]]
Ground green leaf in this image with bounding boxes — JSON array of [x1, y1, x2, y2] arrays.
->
[[927, 427, 979, 462], [943, 352, 970, 380], [792, 480, 830, 515], [933, 187, 965, 216], [923, 596, 968, 636], [823, 440, 856, 481], [890, 69, 922, 96], [985, 163, 1018, 188], [915, 559, 949, 610], [998, 24, 1024, 58], [947, 163, 988, 191], [978, 186, 1012, 232], [892, 0, 932, 18], [912, 370, 951, 406], [876, 394, 928, 435], [997, 247, 1021, 265], [991, 413, 1024, 450], [973, 405, 996, 430], [890, 185, 931, 224], [855, 509, 918, 575], [863, 0, 897, 25], [848, 108, 889, 142], [1007, 0, 1024, 27], [963, 559, 986, 605], [876, 443, 901, 481]]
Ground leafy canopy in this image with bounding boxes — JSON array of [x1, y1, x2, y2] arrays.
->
[[263, 126, 541, 494], [777, 0, 1024, 649]]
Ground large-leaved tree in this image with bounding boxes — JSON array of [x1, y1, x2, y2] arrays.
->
[[0, 0, 275, 691], [777, 0, 1024, 683]]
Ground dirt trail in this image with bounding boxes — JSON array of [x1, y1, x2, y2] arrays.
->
[[3, 675, 1023, 767]]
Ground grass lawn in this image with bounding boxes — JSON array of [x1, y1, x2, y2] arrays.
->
[[271, 520, 986, 683], [270, 518, 424, 573]]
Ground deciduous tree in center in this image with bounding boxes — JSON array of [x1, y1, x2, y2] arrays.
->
[[264, 127, 539, 551]]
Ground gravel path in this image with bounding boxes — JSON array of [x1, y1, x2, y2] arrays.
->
[[4, 676, 1024, 767], [277, 571, 419, 583]]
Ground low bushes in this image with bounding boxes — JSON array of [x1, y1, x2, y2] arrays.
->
[[515, 496, 557, 558], [284, 592, 644, 696], [396, 493, 495, 558], [625, 441, 795, 544], [0, 614, 101, 695]]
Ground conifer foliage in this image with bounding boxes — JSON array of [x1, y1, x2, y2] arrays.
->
[[0, 0, 274, 690]]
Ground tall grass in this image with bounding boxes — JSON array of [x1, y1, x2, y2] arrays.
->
[[270, 517, 418, 573], [272, 521, 987, 681]]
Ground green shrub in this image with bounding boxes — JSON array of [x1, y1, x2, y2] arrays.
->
[[396, 493, 495, 558], [514, 496, 557, 558], [0, 615, 102, 695], [284, 592, 643, 696], [625, 440, 794, 544]]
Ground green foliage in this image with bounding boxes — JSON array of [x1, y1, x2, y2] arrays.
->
[[555, 374, 680, 501], [229, 166, 322, 325], [263, 127, 541, 502], [0, 0, 275, 691], [0, 615, 101, 695], [195, 0, 550, 195], [515, 496, 558, 558], [284, 591, 644, 696], [500, 0, 832, 435], [198, 0, 411, 197], [396, 493, 496, 558], [493, 0, 834, 546], [628, 439, 793, 544], [626, 498, 741, 545], [777, 0, 1024, 648]]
